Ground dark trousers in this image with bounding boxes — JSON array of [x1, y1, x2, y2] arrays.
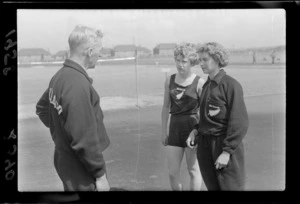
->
[[197, 134, 245, 191], [54, 148, 97, 191]]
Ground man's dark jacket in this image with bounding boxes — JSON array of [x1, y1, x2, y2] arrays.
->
[[36, 59, 110, 191]]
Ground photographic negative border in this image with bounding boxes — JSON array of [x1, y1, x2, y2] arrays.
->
[[1, 1, 297, 203]]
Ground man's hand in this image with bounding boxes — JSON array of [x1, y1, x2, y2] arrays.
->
[[186, 129, 198, 149], [215, 151, 230, 170], [95, 173, 110, 191]]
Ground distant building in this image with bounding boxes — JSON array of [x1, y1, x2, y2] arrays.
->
[[101, 48, 113, 58], [153, 43, 177, 56], [114, 45, 136, 58], [153, 47, 159, 55], [18, 48, 52, 63], [136, 46, 151, 57], [54, 50, 69, 61]]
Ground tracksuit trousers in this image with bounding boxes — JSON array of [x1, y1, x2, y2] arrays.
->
[[197, 134, 245, 191], [54, 148, 98, 191]]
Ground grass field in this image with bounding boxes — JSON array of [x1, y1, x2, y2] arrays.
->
[[18, 62, 286, 191]]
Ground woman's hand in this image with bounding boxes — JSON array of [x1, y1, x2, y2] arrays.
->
[[95, 173, 110, 191], [215, 151, 230, 170], [161, 133, 168, 146], [186, 129, 198, 149]]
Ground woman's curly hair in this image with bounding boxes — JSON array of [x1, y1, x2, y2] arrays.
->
[[196, 42, 230, 68], [174, 42, 199, 66]]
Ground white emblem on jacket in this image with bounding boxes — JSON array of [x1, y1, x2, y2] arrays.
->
[[49, 88, 63, 115], [208, 104, 220, 117]]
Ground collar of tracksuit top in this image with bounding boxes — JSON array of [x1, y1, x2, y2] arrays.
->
[[63, 59, 94, 84], [204, 68, 226, 86]]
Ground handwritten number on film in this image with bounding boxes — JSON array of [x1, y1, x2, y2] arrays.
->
[[4, 129, 17, 180], [3, 29, 16, 76], [3, 30, 17, 180]]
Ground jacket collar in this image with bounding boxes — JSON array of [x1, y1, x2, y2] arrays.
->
[[63, 59, 93, 84], [205, 69, 226, 85]]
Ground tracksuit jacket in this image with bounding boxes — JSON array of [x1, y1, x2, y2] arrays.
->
[[36, 59, 110, 191]]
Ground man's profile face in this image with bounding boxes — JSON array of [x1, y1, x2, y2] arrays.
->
[[87, 39, 102, 69]]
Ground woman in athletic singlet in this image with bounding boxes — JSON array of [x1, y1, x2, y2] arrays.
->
[[161, 43, 205, 190]]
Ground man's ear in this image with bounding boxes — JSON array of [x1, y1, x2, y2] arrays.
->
[[87, 47, 93, 57]]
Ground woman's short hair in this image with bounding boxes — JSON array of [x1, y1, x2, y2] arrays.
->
[[196, 42, 229, 68], [174, 43, 199, 66], [68, 25, 103, 53]]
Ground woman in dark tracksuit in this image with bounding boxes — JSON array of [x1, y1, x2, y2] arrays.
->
[[186, 42, 249, 190]]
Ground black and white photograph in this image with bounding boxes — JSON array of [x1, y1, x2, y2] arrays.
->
[[17, 9, 285, 192]]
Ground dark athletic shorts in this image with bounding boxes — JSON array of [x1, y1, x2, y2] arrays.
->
[[167, 114, 199, 148]]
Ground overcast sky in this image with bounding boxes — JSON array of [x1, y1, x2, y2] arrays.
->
[[17, 9, 285, 54]]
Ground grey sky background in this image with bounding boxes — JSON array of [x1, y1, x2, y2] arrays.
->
[[17, 9, 285, 54]]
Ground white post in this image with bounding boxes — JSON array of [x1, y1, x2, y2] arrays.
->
[[134, 37, 139, 108], [162, 68, 171, 81]]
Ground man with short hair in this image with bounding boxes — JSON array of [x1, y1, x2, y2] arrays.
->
[[36, 25, 110, 191]]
